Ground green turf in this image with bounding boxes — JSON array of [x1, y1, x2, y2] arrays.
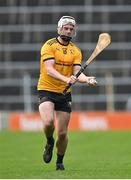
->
[[0, 131, 131, 179]]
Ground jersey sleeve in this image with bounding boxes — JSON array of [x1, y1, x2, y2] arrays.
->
[[41, 42, 55, 61], [73, 48, 82, 66]]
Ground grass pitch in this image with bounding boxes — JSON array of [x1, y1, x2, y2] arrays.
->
[[0, 131, 131, 179]]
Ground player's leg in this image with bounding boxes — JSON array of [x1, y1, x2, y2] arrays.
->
[[55, 111, 70, 170], [39, 101, 55, 163]]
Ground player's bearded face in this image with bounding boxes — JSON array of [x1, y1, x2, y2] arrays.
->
[[59, 24, 75, 42]]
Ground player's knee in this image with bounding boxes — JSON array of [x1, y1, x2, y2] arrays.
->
[[58, 132, 67, 141], [44, 118, 54, 127]]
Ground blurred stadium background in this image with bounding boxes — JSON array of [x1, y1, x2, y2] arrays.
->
[[0, 0, 131, 131], [0, 1, 131, 178]]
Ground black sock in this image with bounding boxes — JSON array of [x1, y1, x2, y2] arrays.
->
[[47, 136, 54, 144], [56, 154, 64, 164]]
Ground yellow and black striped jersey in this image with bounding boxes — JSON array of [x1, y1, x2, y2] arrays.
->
[[37, 37, 82, 93]]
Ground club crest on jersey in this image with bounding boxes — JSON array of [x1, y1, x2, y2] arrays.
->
[[70, 49, 74, 54]]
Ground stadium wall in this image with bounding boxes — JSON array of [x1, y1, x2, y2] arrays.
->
[[5, 112, 131, 131]]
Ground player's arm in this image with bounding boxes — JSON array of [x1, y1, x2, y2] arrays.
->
[[73, 65, 97, 86], [44, 59, 77, 84]]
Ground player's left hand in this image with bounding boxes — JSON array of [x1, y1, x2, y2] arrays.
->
[[66, 75, 78, 84], [86, 77, 97, 86]]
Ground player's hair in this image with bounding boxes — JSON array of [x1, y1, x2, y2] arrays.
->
[[57, 16, 76, 37]]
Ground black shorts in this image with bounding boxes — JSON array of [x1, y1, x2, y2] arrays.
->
[[38, 90, 72, 113]]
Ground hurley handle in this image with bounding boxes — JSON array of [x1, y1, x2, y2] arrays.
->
[[63, 65, 87, 95]]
